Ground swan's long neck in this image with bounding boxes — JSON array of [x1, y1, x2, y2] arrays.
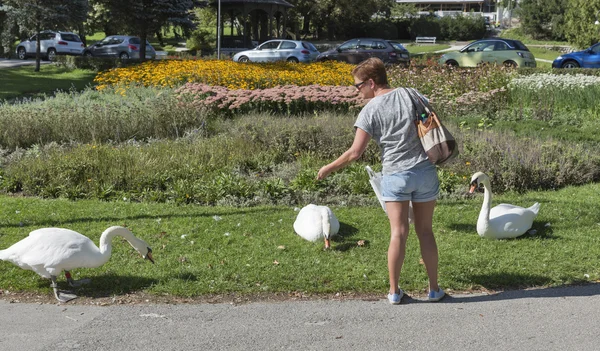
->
[[477, 181, 492, 237], [97, 226, 139, 264]]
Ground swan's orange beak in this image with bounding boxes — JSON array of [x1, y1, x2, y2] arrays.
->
[[469, 184, 477, 193], [324, 238, 331, 249]]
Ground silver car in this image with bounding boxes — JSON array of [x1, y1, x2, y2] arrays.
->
[[16, 31, 85, 60], [233, 40, 319, 63], [83, 35, 156, 60]]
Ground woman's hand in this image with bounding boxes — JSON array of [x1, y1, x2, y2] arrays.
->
[[317, 165, 332, 180]]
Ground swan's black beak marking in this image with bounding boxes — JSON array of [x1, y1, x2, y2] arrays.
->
[[145, 247, 155, 264]]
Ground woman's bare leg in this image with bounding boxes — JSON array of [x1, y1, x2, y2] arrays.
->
[[385, 201, 411, 294], [412, 200, 439, 292]]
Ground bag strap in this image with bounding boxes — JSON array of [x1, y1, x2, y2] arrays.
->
[[404, 88, 430, 122], [405, 88, 432, 115]]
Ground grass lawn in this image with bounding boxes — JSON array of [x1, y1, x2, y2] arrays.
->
[[405, 44, 451, 54], [1, 182, 599, 300], [529, 47, 562, 61], [0, 65, 96, 102]]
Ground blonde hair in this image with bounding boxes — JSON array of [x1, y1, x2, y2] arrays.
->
[[351, 58, 388, 86]]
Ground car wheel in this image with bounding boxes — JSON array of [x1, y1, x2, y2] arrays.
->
[[503, 60, 518, 68], [84, 51, 93, 58], [119, 52, 129, 60], [17, 47, 27, 60], [287, 57, 299, 63], [47, 48, 57, 61], [561, 60, 579, 69], [445, 60, 459, 67], [238, 56, 249, 63]]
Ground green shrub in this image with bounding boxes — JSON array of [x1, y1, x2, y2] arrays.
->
[[54, 55, 144, 71]]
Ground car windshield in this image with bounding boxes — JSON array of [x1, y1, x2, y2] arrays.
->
[[60, 34, 81, 42], [388, 41, 406, 51]]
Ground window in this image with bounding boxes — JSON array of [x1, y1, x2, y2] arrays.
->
[[280, 41, 297, 49], [466, 41, 493, 52], [339, 39, 358, 51], [302, 42, 317, 51], [389, 42, 406, 51], [591, 44, 600, 54], [371, 41, 387, 50], [494, 42, 510, 51], [259, 41, 281, 50], [40, 33, 56, 40], [100, 37, 113, 45], [357, 39, 373, 50], [60, 34, 81, 42]]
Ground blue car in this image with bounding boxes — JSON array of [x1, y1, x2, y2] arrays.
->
[[552, 43, 600, 68]]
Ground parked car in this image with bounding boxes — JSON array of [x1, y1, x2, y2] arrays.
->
[[232, 40, 319, 63], [83, 36, 156, 60], [552, 43, 600, 68], [438, 38, 536, 68], [16, 31, 85, 61], [315, 38, 410, 65]]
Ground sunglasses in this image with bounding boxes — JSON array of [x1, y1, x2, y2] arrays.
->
[[353, 81, 366, 90]]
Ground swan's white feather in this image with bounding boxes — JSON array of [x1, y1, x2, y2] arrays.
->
[[293, 204, 339, 242], [0, 226, 150, 278], [471, 172, 540, 240]]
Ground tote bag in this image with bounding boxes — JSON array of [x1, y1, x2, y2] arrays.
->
[[405, 88, 458, 165]]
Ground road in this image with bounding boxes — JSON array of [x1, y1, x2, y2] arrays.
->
[[1, 284, 598, 351], [0, 58, 51, 69]]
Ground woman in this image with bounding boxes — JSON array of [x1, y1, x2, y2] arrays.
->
[[317, 57, 445, 305]]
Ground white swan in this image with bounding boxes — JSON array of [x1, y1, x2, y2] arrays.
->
[[469, 172, 540, 239], [0, 226, 154, 302], [293, 204, 340, 249]]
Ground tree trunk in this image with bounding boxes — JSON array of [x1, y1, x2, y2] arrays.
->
[[140, 30, 147, 62], [155, 30, 164, 47], [35, 26, 40, 72], [78, 23, 87, 47]]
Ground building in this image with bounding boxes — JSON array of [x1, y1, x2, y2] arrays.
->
[[395, 0, 516, 25]]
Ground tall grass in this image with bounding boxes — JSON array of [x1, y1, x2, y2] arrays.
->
[[2, 112, 599, 204], [0, 86, 208, 149]]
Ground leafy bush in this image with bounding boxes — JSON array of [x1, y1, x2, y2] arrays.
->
[[54, 55, 144, 71], [186, 28, 215, 51]]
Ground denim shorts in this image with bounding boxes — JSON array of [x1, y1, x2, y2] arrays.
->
[[381, 161, 439, 202]]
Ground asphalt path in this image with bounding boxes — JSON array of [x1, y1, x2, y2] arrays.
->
[[0, 58, 51, 69], [1, 284, 598, 351]]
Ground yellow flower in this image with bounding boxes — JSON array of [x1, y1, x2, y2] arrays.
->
[[465, 162, 471, 166]]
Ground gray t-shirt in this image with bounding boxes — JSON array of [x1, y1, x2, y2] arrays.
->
[[354, 88, 428, 175]]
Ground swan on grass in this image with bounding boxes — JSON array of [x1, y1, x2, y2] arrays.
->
[[469, 172, 540, 239], [293, 204, 340, 249], [0, 226, 154, 302]]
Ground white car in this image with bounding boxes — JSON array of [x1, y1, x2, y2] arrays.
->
[[16, 31, 85, 61], [233, 40, 319, 63]]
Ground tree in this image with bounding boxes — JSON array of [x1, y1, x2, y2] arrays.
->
[[96, 0, 197, 60], [517, 0, 567, 41], [1, 0, 87, 71], [564, 0, 600, 49]]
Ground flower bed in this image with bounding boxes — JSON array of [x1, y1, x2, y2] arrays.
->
[[94, 59, 355, 90], [175, 83, 365, 115]]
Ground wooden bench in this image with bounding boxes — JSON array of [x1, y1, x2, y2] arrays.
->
[[415, 37, 437, 44]]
